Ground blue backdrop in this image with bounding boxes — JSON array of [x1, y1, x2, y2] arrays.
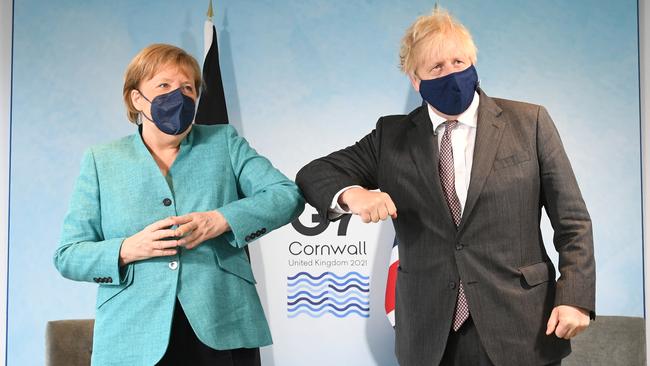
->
[[8, 1, 642, 365]]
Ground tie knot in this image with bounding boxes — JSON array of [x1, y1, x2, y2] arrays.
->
[[445, 120, 459, 130]]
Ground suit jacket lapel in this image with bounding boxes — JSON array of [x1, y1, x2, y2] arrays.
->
[[407, 106, 457, 228], [458, 90, 505, 233]]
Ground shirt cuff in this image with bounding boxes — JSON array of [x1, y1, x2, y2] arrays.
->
[[328, 185, 362, 219]]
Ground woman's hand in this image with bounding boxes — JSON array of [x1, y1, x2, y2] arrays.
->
[[119, 216, 185, 266], [119, 212, 230, 265], [171, 210, 230, 250]]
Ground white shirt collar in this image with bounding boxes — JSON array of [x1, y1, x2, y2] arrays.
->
[[428, 90, 480, 131]]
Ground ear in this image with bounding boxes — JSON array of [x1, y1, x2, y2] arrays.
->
[[408, 74, 420, 93], [130, 89, 144, 112]]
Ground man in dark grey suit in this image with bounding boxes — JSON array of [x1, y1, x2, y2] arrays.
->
[[296, 8, 594, 366]]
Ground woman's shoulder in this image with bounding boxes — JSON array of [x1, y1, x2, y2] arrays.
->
[[191, 124, 238, 142], [85, 134, 139, 158]]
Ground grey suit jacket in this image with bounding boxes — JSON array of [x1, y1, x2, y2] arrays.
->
[[296, 89, 595, 366]]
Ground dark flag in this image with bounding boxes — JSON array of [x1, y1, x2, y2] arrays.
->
[[196, 2, 249, 260], [195, 2, 228, 125]]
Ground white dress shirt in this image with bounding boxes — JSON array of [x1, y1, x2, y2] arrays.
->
[[429, 91, 479, 212], [329, 91, 480, 217]]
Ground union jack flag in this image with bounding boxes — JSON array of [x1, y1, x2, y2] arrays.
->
[[385, 236, 399, 327]]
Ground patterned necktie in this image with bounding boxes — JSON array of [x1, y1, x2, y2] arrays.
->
[[438, 120, 470, 331]]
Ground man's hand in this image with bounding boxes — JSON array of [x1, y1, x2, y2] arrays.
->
[[339, 187, 397, 223], [546, 305, 590, 339]]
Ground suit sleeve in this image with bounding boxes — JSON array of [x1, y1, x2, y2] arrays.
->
[[54, 149, 132, 286], [296, 119, 382, 222], [536, 106, 596, 318], [218, 126, 305, 248]]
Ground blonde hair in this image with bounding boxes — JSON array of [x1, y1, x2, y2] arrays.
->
[[123, 44, 202, 123], [399, 8, 477, 77]]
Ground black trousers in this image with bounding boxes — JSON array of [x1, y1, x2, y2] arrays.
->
[[156, 300, 261, 366], [439, 317, 561, 366]]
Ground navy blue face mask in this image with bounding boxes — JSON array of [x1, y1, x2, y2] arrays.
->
[[418, 65, 479, 116], [138, 88, 196, 135]]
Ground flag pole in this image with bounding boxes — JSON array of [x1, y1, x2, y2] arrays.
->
[[204, 0, 215, 60]]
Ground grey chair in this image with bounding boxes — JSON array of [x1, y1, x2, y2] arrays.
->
[[45, 319, 94, 366], [563, 315, 646, 366]]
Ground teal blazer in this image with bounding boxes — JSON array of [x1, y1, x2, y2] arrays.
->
[[54, 124, 304, 365]]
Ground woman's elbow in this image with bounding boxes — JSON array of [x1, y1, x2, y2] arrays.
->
[[285, 183, 305, 219], [53, 244, 76, 280]]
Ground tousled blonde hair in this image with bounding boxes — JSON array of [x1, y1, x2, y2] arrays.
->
[[123, 44, 202, 123], [399, 8, 477, 77]]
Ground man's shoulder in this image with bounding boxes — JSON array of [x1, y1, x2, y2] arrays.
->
[[377, 105, 426, 129], [482, 94, 553, 134], [490, 96, 544, 117]]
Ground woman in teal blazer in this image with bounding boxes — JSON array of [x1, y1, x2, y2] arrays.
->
[[54, 44, 304, 366]]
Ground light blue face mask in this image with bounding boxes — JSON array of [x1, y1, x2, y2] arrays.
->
[[419, 65, 479, 116], [138, 88, 195, 135]]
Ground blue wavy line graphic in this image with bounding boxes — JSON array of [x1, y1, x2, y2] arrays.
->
[[287, 289, 369, 300], [287, 296, 370, 306], [287, 277, 369, 288], [286, 272, 372, 318], [327, 297, 370, 306], [287, 290, 327, 299], [286, 282, 370, 294], [287, 297, 329, 306], [287, 271, 370, 281], [288, 309, 370, 318], [287, 303, 370, 313], [286, 283, 330, 293], [328, 283, 369, 293]]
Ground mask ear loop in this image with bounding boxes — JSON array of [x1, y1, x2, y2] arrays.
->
[[135, 89, 156, 124]]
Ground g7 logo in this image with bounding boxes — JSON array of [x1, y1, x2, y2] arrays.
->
[[291, 213, 351, 236]]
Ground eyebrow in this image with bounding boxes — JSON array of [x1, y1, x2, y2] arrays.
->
[[155, 77, 192, 84]]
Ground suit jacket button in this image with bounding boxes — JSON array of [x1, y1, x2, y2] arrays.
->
[[449, 282, 456, 289], [93, 277, 98, 283], [168, 261, 178, 270], [107, 277, 113, 283], [261, 228, 267, 234], [456, 243, 464, 250], [163, 198, 172, 206], [256, 230, 262, 236], [245, 235, 251, 242]]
